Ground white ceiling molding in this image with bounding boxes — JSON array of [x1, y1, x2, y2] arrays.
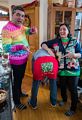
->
[[9, 0, 34, 6], [0, 0, 9, 2], [0, 0, 34, 7], [0, 0, 9, 8]]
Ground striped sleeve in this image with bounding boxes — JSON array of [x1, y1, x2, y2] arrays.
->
[[24, 26, 31, 35], [1, 28, 12, 52]]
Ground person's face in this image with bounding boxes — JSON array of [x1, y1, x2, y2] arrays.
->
[[12, 10, 25, 26], [59, 25, 69, 38]]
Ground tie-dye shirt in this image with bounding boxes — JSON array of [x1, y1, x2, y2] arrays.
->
[[1, 21, 31, 65], [2, 21, 31, 52]]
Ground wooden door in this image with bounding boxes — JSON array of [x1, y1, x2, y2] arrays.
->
[[23, 2, 39, 77]]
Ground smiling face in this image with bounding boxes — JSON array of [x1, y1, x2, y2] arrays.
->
[[59, 25, 69, 39], [12, 10, 25, 27]]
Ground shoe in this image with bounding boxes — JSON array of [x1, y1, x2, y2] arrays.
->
[[28, 100, 37, 110], [59, 100, 66, 106], [51, 103, 56, 107], [20, 92, 28, 97], [15, 103, 27, 110], [65, 110, 75, 116]]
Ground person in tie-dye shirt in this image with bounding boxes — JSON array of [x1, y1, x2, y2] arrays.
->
[[1, 6, 37, 110]]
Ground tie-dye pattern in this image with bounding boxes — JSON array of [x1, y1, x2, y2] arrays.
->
[[2, 21, 30, 65]]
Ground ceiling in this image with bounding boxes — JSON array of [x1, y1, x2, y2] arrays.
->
[[0, 0, 9, 2], [0, 0, 9, 7], [0, 0, 34, 8], [0, 0, 31, 8]]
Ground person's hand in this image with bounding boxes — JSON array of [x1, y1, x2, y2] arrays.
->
[[30, 26, 37, 34], [56, 52, 62, 61], [23, 46, 32, 53], [47, 48, 55, 57], [64, 52, 76, 59]]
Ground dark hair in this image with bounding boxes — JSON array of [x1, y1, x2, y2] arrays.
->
[[12, 5, 24, 15], [56, 23, 72, 38]]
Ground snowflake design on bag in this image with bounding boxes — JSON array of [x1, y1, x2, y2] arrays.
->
[[41, 62, 53, 72]]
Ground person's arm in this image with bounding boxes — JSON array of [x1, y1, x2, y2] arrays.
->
[[1, 29, 12, 53], [75, 42, 82, 59], [25, 26, 37, 35], [72, 53, 81, 59], [64, 52, 81, 59], [41, 41, 55, 57], [65, 42, 82, 59]]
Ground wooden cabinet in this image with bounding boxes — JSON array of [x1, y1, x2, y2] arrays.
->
[[47, 5, 76, 39], [74, 9, 82, 45], [23, 1, 39, 77], [47, 4, 82, 46]]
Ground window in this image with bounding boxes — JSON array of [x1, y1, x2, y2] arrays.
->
[[0, 21, 8, 35], [0, 9, 9, 50]]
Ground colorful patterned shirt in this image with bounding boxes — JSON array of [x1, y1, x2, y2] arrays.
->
[[1, 21, 31, 65], [41, 37, 82, 77]]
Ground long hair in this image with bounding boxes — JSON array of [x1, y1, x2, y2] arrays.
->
[[56, 23, 72, 39]]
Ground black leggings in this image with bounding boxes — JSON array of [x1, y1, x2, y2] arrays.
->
[[59, 76, 79, 111], [12, 62, 27, 104]]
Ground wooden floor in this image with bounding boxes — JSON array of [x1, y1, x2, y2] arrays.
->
[[13, 75, 82, 120]]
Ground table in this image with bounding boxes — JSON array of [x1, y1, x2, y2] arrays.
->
[[0, 58, 13, 120]]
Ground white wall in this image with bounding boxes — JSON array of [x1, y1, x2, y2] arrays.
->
[[39, 0, 48, 47], [0, 21, 8, 34]]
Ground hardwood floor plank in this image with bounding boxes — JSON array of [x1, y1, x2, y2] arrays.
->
[[13, 76, 82, 120]]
